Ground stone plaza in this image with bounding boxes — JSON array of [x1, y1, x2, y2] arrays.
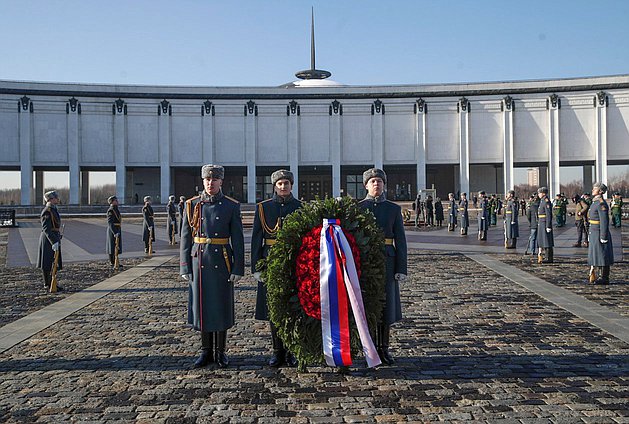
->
[[0, 215, 627, 423]]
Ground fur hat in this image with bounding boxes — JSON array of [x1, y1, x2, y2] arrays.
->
[[362, 168, 387, 185], [143, 195, 152, 203], [271, 169, 294, 185], [169, 195, 176, 202], [107, 195, 117, 204], [180, 196, 186, 202], [593, 182, 608, 194], [201, 164, 224, 180], [44, 190, 59, 201], [537, 187, 549, 194]]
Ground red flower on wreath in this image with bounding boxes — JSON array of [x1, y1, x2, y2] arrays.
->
[[295, 225, 362, 319]]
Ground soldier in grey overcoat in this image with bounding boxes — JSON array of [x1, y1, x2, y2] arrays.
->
[[536, 187, 554, 263], [251, 169, 302, 367], [106, 195, 122, 269], [166, 195, 178, 245], [477, 191, 489, 240], [588, 182, 614, 284], [142, 196, 155, 254], [37, 190, 63, 290], [358, 168, 407, 366], [459, 192, 469, 235], [504, 190, 519, 249], [447, 193, 457, 231], [525, 195, 540, 255], [180, 164, 245, 368]]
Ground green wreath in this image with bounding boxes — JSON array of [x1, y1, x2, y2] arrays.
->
[[261, 196, 386, 370]]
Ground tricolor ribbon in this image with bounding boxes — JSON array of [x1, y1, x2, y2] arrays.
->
[[319, 219, 381, 368]]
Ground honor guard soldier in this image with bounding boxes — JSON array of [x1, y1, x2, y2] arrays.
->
[[574, 194, 590, 247], [358, 168, 407, 365], [142, 196, 155, 254], [553, 194, 564, 227], [489, 194, 498, 226], [167, 195, 178, 245], [588, 182, 614, 284], [37, 190, 63, 291], [178, 196, 186, 235], [251, 169, 302, 367], [180, 164, 245, 368], [611, 192, 623, 228], [106, 196, 122, 269], [459, 192, 469, 235], [525, 194, 540, 255], [536, 187, 554, 263], [447, 193, 457, 231], [477, 191, 489, 240], [504, 190, 519, 249]]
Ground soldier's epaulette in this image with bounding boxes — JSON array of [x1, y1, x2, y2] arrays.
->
[[259, 198, 273, 205], [599, 198, 606, 204], [223, 195, 240, 204], [41, 206, 50, 216]]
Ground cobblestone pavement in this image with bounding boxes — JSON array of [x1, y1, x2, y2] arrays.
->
[[492, 253, 629, 318], [0, 251, 627, 423]]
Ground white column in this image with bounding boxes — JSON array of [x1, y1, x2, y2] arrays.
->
[[330, 101, 342, 197], [19, 97, 33, 205], [372, 101, 384, 170], [245, 102, 257, 204], [67, 99, 80, 205], [113, 99, 126, 204], [547, 94, 560, 198], [288, 101, 300, 197], [158, 101, 171, 204], [202, 101, 214, 164], [415, 99, 427, 192], [458, 98, 470, 196], [594, 91, 608, 192], [502, 96, 514, 194]]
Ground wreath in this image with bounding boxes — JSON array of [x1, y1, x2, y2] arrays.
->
[[261, 196, 386, 370]]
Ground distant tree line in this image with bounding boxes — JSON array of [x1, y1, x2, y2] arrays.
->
[[0, 184, 116, 206]]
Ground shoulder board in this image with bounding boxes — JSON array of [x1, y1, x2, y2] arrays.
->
[[41, 206, 50, 216], [223, 195, 240, 204], [385, 200, 401, 209], [599, 199, 605, 204], [358, 198, 368, 204], [259, 198, 273, 205], [186, 195, 200, 205]]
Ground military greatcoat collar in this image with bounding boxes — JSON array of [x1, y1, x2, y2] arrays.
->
[[273, 192, 294, 204], [201, 190, 224, 204], [365, 193, 387, 204]]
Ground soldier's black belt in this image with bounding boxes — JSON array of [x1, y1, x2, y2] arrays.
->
[[194, 237, 229, 245]]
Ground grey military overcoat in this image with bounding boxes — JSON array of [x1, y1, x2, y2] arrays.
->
[[37, 205, 63, 271], [106, 205, 122, 255], [588, 196, 614, 266], [458, 199, 469, 229], [536, 196, 554, 248], [142, 204, 155, 243], [504, 199, 519, 239]]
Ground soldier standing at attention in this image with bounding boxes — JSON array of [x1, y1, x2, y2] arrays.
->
[[537, 187, 554, 263], [434, 197, 444, 227], [37, 191, 63, 291], [178, 196, 186, 235], [504, 190, 519, 249], [573, 194, 590, 247], [489, 194, 498, 226], [477, 191, 489, 240], [251, 169, 302, 367], [142, 196, 155, 254], [611, 192, 623, 228], [588, 182, 614, 284], [525, 194, 540, 255], [447, 192, 457, 231], [106, 195, 122, 269], [358, 168, 407, 365], [180, 164, 244, 368], [459, 192, 469, 236], [553, 194, 564, 227], [167, 195, 178, 245]]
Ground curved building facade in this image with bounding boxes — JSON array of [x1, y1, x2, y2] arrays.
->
[[1, 75, 628, 205]]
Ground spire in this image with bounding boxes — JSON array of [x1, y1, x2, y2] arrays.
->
[[295, 8, 331, 80]]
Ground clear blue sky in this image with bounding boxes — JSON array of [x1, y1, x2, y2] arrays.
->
[[1, 0, 628, 189]]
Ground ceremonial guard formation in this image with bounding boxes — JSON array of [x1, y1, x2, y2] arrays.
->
[[611, 192, 624, 228], [447, 193, 457, 231], [142, 196, 155, 254], [477, 191, 489, 240], [106, 195, 122, 270], [536, 187, 554, 264], [167, 195, 178, 245], [459, 192, 469, 236], [358, 168, 407, 365], [588, 182, 614, 284], [180, 164, 245, 369], [504, 190, 519, 249], [251, 169, 302, 367], [525, 194, 540, 255], [37, 190, 63, 292]]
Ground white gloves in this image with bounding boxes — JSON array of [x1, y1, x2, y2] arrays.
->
[[114, 233, 120, 238], [52, 242, 59, 252], [600, 239, 608, 244], [253, 272, 263, 282], [546, 228, 552, 233], [181, 274, 192, 281], [172, 220, 176, 225], [394, 273, 407, 282], [229, 274, 243, 283]]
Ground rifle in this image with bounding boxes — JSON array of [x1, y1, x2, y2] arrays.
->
[[50, 224, 65, 293], [114, 233, 120, 271], [148, 226, 153, 256]]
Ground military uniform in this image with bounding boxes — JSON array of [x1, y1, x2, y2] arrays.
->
[[489, 196, 498, 226], [37, 191, 63, 289], [526, 197, 540, 255], [477, 192, 489, 240], [180, 164, 245, 368], [574, 197, 590, 247], [536, 189, 554, 263], [434, 199, 444, 227], [504, 192, 519, 249], [588, 186, 614, 284], [167, 196, 178, 245], [458, 195, 469, 235], [359, 168, 407, 365], [447, 194, 457, 231], [611, 194, 623, 228], [553, 195, 564, 227], [106, 196, 122, 268], [141, 197, 155, 253]]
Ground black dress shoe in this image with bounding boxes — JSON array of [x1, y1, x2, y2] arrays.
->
[[284, 352, 298, 368], [268, 352, 284, 368], [379, 348, 395, 366], [216, 352, 230, 368], [192, 350, 213, 369]]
